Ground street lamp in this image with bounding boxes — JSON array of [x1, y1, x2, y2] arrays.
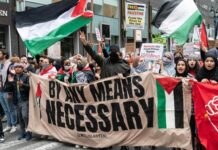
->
[[210, 6, 218, 40]]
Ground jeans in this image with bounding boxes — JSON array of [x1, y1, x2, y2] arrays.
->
[[17, 101, 29, 134], [0, 120, 3, 137], [0, 92, 17, 127]]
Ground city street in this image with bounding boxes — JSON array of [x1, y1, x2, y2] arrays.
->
[[1, 121, 170, 150]]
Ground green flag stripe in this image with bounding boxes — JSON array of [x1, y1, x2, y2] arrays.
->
[[24, 16, 92, 56], [156, 81, 166, 128], [168, 10, 202, 45]]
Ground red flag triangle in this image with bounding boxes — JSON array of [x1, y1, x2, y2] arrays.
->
[[72, 0, 87, 17], [36, 82, 42, 97], [157, 77, 180, 94], [201, 21, 209, 49]]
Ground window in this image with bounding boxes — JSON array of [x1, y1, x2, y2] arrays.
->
[[0, 26, 6, 50], [101, 23, 110, 39], [0, 0, 9, 3]]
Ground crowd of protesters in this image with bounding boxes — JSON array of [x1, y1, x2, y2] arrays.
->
[[0, 32, 217, 150]]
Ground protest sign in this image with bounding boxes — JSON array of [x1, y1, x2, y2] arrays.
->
[[140, 43, 164, 61], [28, 73, 192, 149], [125, 3, 146, 30], [95, 28, 101, 41], [183, 43, 199, 58]]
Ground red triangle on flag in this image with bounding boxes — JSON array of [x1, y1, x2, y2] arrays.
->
[[36, 82, 42, 97], [157, 77, 180, 94], [201, 21, 209, 50], [71, 0, 87, 17]]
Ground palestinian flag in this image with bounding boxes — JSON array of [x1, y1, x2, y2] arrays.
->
[[15, 0, 92, 56], [156, 78, 184, 128], [152, 0, 202, 45]]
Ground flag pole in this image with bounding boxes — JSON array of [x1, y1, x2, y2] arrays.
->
[[148, 0, 152, 43], [90, 0, 94, 43], [87, 0, 94, 63]]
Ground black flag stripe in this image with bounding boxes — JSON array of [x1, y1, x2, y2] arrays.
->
[[15, 0, 79, 28]]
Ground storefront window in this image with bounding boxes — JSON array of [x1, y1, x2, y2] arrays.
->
[[0, 0, 9, 3], [87, 0, 118, 18], [0, 26, 6, 50]]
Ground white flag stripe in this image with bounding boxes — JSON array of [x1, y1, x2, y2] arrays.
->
[[17, 7, 77, 41], [165, 91, 175, 128], [159, 0, 198, 35]]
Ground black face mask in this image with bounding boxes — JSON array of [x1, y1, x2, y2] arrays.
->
[[110, 52, 119, 63], [77, 64, 84, 71]]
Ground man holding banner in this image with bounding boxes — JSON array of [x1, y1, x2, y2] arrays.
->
[[80, 31, 130, 79]]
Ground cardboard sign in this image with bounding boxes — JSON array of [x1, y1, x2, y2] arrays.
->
[[125, 3, 146, 30], [95, 28, 102, 41], [183, 43, 195, 56], [140, 43, 164, 61]]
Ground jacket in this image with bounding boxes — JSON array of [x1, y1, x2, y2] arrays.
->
[[83, 44, 130, 79], [7, 73, 30, 105]]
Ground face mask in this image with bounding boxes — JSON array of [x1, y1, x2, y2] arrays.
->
[[42, 64, 49, 69], [77, 64, 84, 71], [64, 66, 70, 71], [163, 57, 172, 65], [110, 52, 119, 63]]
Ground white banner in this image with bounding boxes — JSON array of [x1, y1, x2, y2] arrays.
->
[[140, 43, 164, 61]]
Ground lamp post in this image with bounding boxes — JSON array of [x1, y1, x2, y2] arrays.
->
[[210, 7, 218, 40]]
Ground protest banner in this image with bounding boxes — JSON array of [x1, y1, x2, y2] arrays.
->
[[28, 73, 192, 149], [192, 82, 218, 150], [125, 3, 146, 30], [140, 43, 164, 61]]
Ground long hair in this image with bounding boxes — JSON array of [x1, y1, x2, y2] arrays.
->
[[187, 58, 200, 74], [175, 58, 188, 77]]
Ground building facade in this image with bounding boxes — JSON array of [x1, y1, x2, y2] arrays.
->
[[1, 0, 168, 57]]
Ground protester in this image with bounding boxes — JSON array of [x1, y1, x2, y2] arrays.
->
[[187, 54, 200, 78], [39, 57, 57, 78], [174, 51, 184, 64], [131, 56, 149, 74], [196, 53, 218, 83], [0, 103, 4, 143], [7, 63, 31, 141], [57, 58, 73, 83], [72, 57, 95, 83], [0, 52, 17, 134], [160, 52, 175, 76], [20, 55, 35, 73], [35, 55, 45, 74], [175, 58, 188, 78], [80, 31, 130, 79]]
